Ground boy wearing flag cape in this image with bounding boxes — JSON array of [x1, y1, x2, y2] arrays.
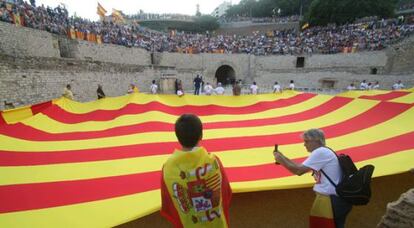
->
[[161, 114, 232, 227]]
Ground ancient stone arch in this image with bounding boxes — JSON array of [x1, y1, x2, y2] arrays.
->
[[215, 65, 236, 86]]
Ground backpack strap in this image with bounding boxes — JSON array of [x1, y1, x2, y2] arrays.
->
[[320, 147, 339, 188], [320, 169, 337, 188]]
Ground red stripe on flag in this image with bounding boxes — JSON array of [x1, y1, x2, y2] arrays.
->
[[1, 131, 414, 213], [40, 93, 316, 124], [0, 171, 161, 214], [30, 101, 53, 115], [224, 130, 414, 181], [0, 112, 6, 125], [359, 91, 411, 101], [0, 97, 351, 141], [0, 102, 410, 166]]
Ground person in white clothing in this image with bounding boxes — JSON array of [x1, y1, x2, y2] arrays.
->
[[250, 82, 259, 94], [274, 129, 352, 228], [392, 81, 405, 90], [360, 80, 368, 90], [367, 82, 373, 90], [204, 82, 213, 95], [150, 80, 158, 94], [372, 81, 380, 90], [273, 81, 281, 93], [214, 82, 225, 95], [288, 80, 295, 90], [346, 83, 356, 91]]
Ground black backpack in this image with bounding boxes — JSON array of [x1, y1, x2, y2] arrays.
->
[[321, 148, 375, 206]]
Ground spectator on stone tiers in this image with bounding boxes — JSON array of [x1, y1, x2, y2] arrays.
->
[[204, 82, 213, 96], [392, 80, 405, 90], [250, 82, 259, 94], [288, 80, 295, 90], [214, 82, 225, 95], [150, 80, 158, 94], [97, 84, 105, 99], [346, 83, 356, 91], [273, 81, 281, 93], [3, 1, 414, 57], [232, 82, 241, 96], [62, 84, 74, 100]]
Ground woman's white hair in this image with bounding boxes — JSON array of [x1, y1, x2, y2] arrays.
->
[[302, 129, 326, 146]]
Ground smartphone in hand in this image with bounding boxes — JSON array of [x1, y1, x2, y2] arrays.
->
[[274, 144, 280, 164]]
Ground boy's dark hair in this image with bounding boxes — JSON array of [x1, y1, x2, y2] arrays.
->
[[175, 114, 202, 148]]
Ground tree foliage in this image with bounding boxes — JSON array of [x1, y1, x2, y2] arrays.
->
[[225, 0, 398, 26], [306, 0, 398, 26], [226, 0, 311, 18]]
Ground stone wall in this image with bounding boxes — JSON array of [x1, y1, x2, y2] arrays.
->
[[385, 36, 414, 74], [77, 41, 151, 65], [0, 54, 163, 109], [0, 22, 60, 58]]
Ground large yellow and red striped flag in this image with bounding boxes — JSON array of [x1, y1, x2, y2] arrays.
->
[[0, 90, 413, 227]]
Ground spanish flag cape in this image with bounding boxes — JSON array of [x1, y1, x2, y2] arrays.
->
[[161, 147, 232, 228]]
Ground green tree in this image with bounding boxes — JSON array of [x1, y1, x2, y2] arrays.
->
[[225, 0, 311, 18], [194, 15, 220, 31], [306, 0, 398, 26]]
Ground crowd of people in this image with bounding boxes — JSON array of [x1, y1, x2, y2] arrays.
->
[[398, 2, 414, 11], [61, 77, 408, 101], [1, 1, 414, 56], [346, 80, 405, 91]]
